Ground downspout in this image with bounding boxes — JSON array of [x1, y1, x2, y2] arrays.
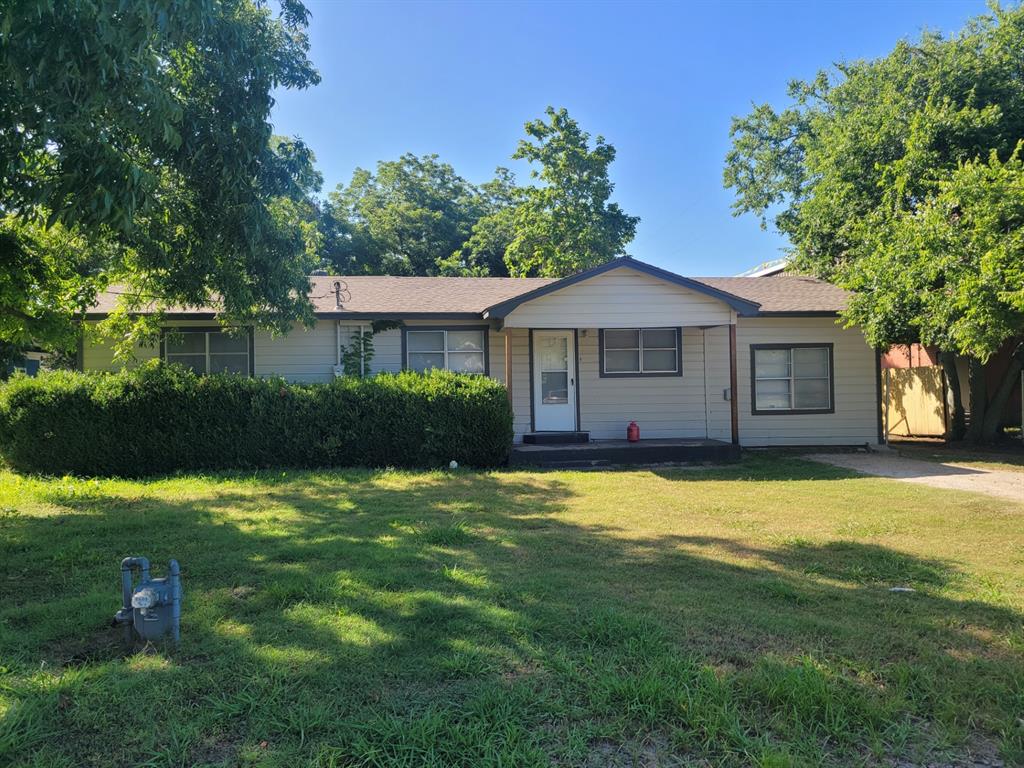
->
[[335, 320, 341, 368]]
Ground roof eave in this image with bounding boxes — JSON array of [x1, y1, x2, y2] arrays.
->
[[84, 310, 489, 322]]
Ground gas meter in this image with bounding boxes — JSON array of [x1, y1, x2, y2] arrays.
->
[[112, 557, 181, 643]]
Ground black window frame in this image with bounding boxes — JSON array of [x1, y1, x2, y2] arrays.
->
[[750, 343, 835, 415], [598, 327, 682, 378], [159, 326, 255, 376], [401, 325, 490, 376]]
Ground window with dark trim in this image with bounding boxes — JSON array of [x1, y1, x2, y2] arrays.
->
[[751, 344, 834, 414], [404, 327, 488, 374], [599, 328, 681, 377], [161, 328, 253, 375]]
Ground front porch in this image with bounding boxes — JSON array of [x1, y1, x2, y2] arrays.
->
[[509, 438, 740, 468]]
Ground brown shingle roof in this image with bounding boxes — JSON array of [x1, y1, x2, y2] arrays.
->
[[87, 276, 558, 317], [306, 276, 557, 314], [87, 269, 848, 317], [692, 276, 849, 313]]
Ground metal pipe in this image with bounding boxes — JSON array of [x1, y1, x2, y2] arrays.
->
[[169, 559, 181, 645], [119, 556, 149, 612], [114, 556, 149, 638]]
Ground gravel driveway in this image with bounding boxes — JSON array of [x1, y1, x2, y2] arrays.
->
[[805, 452, 1024, 503]]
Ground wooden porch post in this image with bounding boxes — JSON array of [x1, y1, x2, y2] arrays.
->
[[729, 323, 739, 445], [504, 329, 513, 407]]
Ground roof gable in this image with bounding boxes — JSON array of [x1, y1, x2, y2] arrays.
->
[[482, 257, 761, 318]]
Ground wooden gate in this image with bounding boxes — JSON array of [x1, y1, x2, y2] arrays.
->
[[884, 366, 948, 437]]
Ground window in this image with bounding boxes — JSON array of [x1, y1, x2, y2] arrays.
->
[[600, 328, 680, 377], [751, 344, 833, 413], [405, 328, 487, 374], [163, 329, 251, 375]]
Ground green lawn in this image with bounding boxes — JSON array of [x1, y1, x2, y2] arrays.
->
[[1, 456, 1022, 767]]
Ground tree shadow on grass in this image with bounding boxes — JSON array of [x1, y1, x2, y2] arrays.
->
[[0, 468, 1021, 767]]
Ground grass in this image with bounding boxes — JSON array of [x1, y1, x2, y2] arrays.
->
[[0, 454, 1022, 767]]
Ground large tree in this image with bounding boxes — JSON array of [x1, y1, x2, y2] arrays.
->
[[320, 153, 500, 276], [0, 0, 322, 352], [481, 107, 639, 278], [724, 4, 1024, 441], [323, 108, 637, 279]]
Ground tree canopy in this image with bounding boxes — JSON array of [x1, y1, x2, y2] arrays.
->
[[0, 0, 322, 350], [724, 3, 1024, 440], [478, 107, 639, 278], [320, 154, 508, 276], [322, 108, 638, 279]]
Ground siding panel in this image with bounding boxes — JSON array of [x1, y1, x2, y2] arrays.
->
[[736, 317, 878, 446], [503, 267, 732, 328]]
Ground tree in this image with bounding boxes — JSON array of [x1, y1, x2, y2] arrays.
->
[[481, 107, 639, 278], [846, 150, 1024, 441], [438, 168, 521, 276], [321, 154, 493, 276], [724, 5, 1024, 441], [0, 0, 322, 352]]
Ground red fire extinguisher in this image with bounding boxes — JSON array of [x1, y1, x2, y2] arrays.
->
[[626, 421, 640, 442]]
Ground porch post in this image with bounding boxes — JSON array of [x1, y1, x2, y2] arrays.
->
[[729, 323, 739, 445], [504, 329, 513, 407]]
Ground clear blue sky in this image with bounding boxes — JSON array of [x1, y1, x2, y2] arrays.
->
[[271, 0, 985, 276]]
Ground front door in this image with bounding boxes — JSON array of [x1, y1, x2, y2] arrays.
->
[[533, 330, 577, 431]]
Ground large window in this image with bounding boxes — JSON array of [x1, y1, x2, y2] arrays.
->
[[163, 328, 251, 375], [751, 344, 833, 413], [405, 328, 487, 374], [600, 328, 680, 377]]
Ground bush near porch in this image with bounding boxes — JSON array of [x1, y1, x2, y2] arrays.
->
[[0, 455, 1021, 766], [0, 362, 513, 476]]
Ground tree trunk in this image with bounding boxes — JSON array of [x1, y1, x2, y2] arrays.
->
[[963, 357, 988, 444], [979, 342, 1024, 442], [939, 351, 966, 441]]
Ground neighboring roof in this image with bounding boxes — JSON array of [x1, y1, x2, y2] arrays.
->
[[693, 276, 848, 314], [482, 257, 763, 318], [735, 257, 791, 277], [86, 259, 848, 319]]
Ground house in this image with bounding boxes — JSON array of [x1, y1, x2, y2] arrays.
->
[[80, 257, 883, 453]]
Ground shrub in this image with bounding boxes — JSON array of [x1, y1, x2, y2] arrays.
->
[[0, 362, 513, 476]]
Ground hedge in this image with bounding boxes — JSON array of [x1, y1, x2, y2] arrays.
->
[[0, 362, 514, 476]]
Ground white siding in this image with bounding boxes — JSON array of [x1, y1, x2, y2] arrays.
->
[[255, 321, 335, 382], [736, 317, 878, 446], [507, 329, 531, 440], [576, 327, 720, 440], [704, 325, 734, 441], [502, 266, 733, 328]]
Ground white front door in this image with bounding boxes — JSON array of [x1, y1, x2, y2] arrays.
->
[[533, 330, 577, 431]]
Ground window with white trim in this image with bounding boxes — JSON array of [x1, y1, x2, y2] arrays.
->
[[163, 329, 250, 375], [406, 329, 486, 374], [752, 345, 832, 412], [601, 328, 680, 376]]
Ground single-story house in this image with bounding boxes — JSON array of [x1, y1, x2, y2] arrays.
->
[[80, 257, 883, 450]]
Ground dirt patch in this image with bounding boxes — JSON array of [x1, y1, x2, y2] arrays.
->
[[805, 452, 1023, 503], [51, 629, 137, 668]]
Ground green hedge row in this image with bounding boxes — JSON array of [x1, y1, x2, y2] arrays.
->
[[0, 362, 513, 476]]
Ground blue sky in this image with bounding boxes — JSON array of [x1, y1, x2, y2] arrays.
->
[[271, 0, 985, 276]]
